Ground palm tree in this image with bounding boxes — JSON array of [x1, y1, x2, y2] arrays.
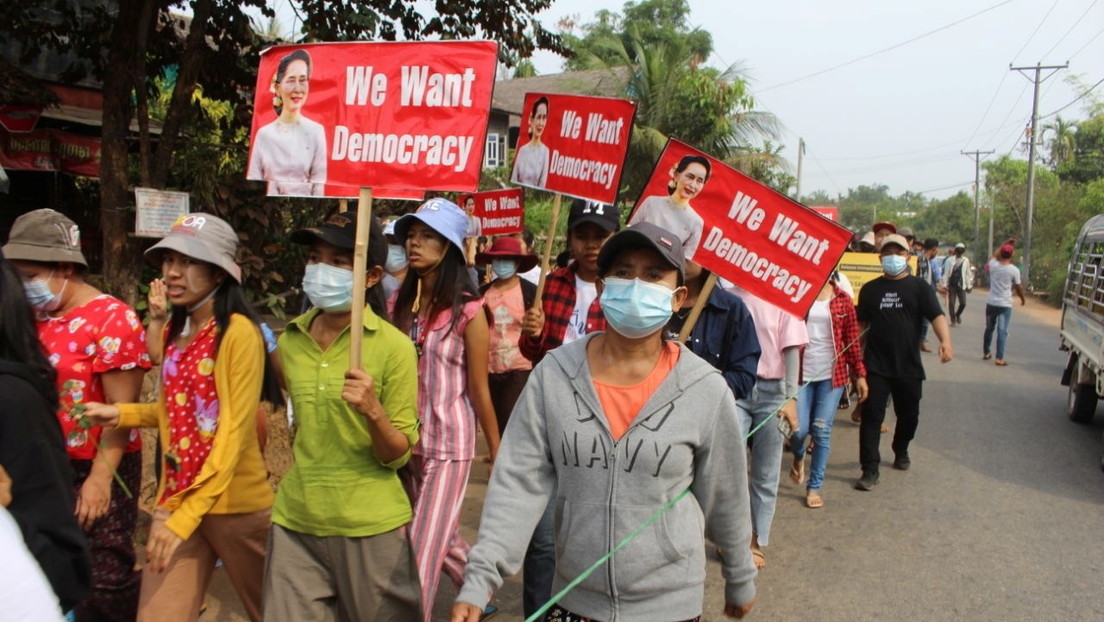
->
[[1042, 116, 1077, 170]]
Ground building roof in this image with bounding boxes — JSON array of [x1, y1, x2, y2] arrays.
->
[[0, 59, 61, 107], [492, 67, 631, 116]]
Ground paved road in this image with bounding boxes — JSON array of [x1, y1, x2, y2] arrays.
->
[[203, 290, 1104, 622]]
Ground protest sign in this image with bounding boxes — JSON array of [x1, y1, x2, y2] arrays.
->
[[510, 93, 635, 205], [135, 188, 190, 238], [248, 41, 498, 195], [838, 252, 919, 296], [811, 206, 839, 221], [272, 184, 425, 201], [630, 140, 853, 318], [460, 188, 524, 236]]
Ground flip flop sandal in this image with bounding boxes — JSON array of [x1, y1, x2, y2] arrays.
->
[[751, 548, 766, 569], [789, 462, 806, 486], [983, 353, 992, 360], [806, 492, 824, 509], [995, 359, 1008, 366]]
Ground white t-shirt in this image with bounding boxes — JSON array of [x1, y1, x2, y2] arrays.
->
[[518, 265, 541, 285], [987, 259, 1021, 307], [802, 299, 834, 382], [564, 276, 598, 343], [0, 507, 65, 622], [629, 195, 704, 260]]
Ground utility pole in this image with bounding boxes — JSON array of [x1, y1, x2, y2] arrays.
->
[[962, 149, 994, 260], [1011, 61, 1067, 289], [794, 137, 805, 202]]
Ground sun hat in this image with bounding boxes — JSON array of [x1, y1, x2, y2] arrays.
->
[[475, 236, 539, 271], [860, 231, 876, 247], [597, 221, 685, 281], [392, 198, 468, 251], [2, 208, 88, 267], [291, 210, 357, 251], [568, 198, 619, 233], [872, 221, 896, 234], [880, 234, 910, 252], [145, 213, 242, 282], [954, 242, 966, 250]]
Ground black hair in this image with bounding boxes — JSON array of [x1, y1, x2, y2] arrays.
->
[[0, 252, 59, 411], [165, 273, 284, 405], [668, 155, 711, 196], [527, 96, 549, 139], [272, 49, 312, 115], [392, 239, 478, 336], [518, 228, 535, 249]]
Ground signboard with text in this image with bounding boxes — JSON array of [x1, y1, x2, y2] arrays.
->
[[247, 41, 498, 195], [0, 129, 101, 177], [510, 92, 635, 205], [838, 252, 919, 297], [135, 188, 190, 238], [630, 140, 853, 317], [460, 188, 524, 236]]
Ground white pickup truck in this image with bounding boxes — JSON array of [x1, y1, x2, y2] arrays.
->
[[1059, 214, 1104, 470]]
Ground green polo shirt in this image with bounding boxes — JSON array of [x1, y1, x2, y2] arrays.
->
[[273, 306, 420, 537]]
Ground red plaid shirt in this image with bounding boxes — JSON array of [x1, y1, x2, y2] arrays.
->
[[519, 264, 606, 364], [827, 284, 866, 388]]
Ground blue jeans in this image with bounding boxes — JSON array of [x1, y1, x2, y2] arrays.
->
[[983, 304, 1013, 359], [735, 379, 787, 546], [791, 380, 845, 492], [523, 496, 556, 617]]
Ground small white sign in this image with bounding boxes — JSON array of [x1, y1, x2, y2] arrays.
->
[[135, 187, 189, 237]]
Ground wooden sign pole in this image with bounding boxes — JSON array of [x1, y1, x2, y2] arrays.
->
[[349, 187, 373, 369], [677, 272, 718, 342], [338, 198, 349, 213], [533, 193, 562, 308]]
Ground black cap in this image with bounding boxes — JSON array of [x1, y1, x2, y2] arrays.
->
[[567, 198, 619, 233], [597, 222, 685, 281], [290, 210, 357, 250]]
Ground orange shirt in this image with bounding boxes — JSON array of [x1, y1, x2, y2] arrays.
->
[[593, 342, 680, 441]]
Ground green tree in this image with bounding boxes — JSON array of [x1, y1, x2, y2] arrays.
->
[[1059, 115, 1104, 184], [2, 0, 567, 301], [1042, 115, 1077, 170], [562, 0, 711, 71]]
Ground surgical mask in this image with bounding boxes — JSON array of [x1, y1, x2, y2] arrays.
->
[[385, 244, 408, 273], [23, 273, 64, 312], [302, 263, 355, 312], [491, 259, 518, 280], [599, 277, 676, 339], [881, 255, 908, 276]]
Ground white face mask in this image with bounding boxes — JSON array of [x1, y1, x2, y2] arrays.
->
[[302, 263, 355, 312]]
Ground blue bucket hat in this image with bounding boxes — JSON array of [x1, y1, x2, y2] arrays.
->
[[392, 197, 469, 251]]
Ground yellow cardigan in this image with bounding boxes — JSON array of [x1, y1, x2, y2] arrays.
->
[[117, 314, 273, 540]]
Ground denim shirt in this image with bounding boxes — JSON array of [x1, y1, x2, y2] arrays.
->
[[670, 286, 761, 400]]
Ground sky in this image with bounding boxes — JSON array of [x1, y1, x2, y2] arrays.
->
[[524, 0, 1104, 201], [268, 0, 1104, 202]]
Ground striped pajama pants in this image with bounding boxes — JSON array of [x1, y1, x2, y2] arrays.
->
[[402, 454, 473, 622]]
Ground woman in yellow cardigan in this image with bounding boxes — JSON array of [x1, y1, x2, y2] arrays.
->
[[82, 213, 282, 622]]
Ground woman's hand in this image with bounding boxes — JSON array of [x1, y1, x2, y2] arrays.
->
[[146, 511, 184, 573], [521, 306, 545, 337], [450, 602, 483, 622], [342, 369, 383, 420], [76, 474, 111, 530], [148, 278, 168, 321], [855, 376, 870, 403], [79, 402, 121, 428]]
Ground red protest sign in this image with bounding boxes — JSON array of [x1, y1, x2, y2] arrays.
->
[[459, 189, 524, 236], [278, 184, 425, 201], [629, 140, 853, 317], [247, 41, 498, 195], [811, 206, 839, 221], [511, 93, 635, 205]]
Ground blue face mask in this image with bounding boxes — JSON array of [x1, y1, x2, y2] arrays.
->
[[23, 272, 64, 312], [881, 254, 908, 276], [302, 263, 355, 312], [599, 277, 676, 339], [385, 244, 408, 273], [491, 259, 518, 280]]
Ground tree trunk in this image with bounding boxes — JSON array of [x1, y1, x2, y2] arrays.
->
[[99, 0, 156, 306], [149, 0, 214, 188]]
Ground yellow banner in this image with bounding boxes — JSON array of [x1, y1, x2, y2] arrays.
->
[[838, 252, 918, 296]]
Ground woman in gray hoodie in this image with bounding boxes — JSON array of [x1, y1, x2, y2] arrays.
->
[[452, 222, 758, 622]]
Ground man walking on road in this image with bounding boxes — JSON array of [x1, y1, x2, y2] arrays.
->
[[983, 243, 1027, 366], [942, 243, 972, 325], [855, 234, 953, 491]]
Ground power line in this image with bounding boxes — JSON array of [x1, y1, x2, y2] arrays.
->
[[1041, 76, 1104, 118], [914, 180, 975, 195], [760, 0, 1015, 93], [964, 72, 1011, 150], [1011, 0, 1061, 63], [1042, 0, 1100, 59]]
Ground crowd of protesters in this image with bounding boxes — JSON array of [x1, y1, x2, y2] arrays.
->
[[0, 199, 1008, 622]]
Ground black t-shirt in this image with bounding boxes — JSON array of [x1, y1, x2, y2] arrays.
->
[[856, 275, 944, 379]]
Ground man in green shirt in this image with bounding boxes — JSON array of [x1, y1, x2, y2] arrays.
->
[[264, 210, 423, 621]]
